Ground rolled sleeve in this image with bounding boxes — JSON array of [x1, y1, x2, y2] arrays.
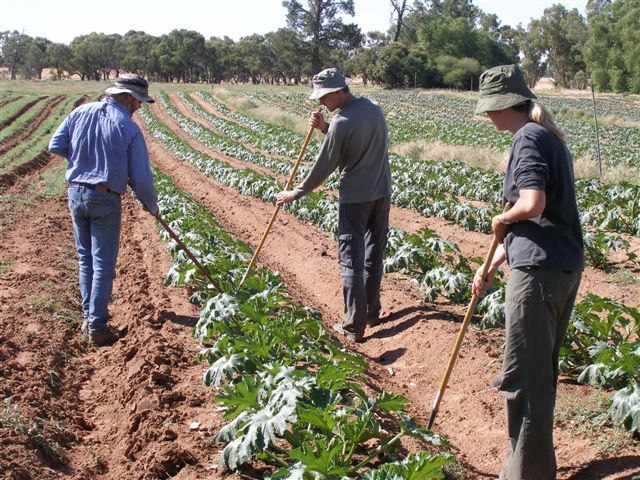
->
[[512, 135, 548, 191]]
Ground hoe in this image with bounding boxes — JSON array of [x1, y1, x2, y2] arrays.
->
[[237, 120, 316, 289], [427, 236, 499, 429]]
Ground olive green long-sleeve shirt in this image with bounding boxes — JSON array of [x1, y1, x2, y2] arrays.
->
[[292, 97, 392, 204]]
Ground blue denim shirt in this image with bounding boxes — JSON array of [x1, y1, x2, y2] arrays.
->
[[48, 97, 158, 214]]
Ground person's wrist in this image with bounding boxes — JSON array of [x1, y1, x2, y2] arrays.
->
[[498, 214, 513, 225], [321, 123, 329, 134]]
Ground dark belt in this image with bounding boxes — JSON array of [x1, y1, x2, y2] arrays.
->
[[526, 265, 575, 274], [69, 182, 117, 194]]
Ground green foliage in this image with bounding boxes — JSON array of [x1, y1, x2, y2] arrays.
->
[[363, 452, 452, 480], [283, 0, 362, 73], [535, 4, 588, 88], [561, 294, 639, 387], [609, 383, 640, 433], [585, 0, 640, 93], [560, 294, 640, 433], [152, 168, 454, 475], [435, 55, 481, 89], [1, 94, 84, 175]]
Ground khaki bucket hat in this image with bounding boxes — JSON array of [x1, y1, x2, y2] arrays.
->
[[475, 64, 535, 114], [105, 73, 154, 103], [309, 68, 350, 100]]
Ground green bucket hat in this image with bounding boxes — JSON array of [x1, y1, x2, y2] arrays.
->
[[475, 64, 535, 114]]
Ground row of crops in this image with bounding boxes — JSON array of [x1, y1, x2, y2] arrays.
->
[[243, 90, 640, 170], [142, 93, 639, 435], [162, 92, 640, 274], [153, 168, 455, 477], [1, 83, 635, 465], [0, 93, 87, 179]]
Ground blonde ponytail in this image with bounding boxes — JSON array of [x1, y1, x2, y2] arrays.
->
[[528, 101, 566, 143]]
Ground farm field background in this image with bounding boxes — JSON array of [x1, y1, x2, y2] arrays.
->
[[1, 79, 639, 479]]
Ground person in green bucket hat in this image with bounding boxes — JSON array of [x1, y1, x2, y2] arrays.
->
[[472, 65, 584, 480]]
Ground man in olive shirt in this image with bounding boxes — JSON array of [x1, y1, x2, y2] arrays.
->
[[277, 68, 392, 343]]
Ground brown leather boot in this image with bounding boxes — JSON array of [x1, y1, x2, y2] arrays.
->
[[85, 327, 119, 346]]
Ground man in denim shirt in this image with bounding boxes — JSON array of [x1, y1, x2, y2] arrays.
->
[[49, 74, 158, 346]]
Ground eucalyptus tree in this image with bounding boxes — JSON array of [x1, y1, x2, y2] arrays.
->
[[235, 34, 275, 84], [390, 0, 411, 42], [121, 30, 158, 78], [371, 41, 411, 87], [204, 37, 235, 84], [536, 4, 588, 88], [585, 0, 640, 93], [519, 20, 546, 88], [22, 37, 50, 79], [157, 29, 206, 83], [1, 30, 32, 80], [69, 34, 100, 80], [265, 28, 308, 84], [46, 42, 72, 79], [282, 0, 363, 73]]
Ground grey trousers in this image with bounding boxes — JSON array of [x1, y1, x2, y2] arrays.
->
[[338, 196, 390, 336], [499, 267, 582, 480]]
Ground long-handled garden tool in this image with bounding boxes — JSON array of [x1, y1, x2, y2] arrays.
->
[[153, 211, 223, 294], [427, 235, 500, 429], [236, 119, 317, 289]]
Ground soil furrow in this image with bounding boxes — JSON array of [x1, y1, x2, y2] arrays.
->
[[139, 105, 640, 479], [0, 96, 46, 130], [0, 95, 66, 156]]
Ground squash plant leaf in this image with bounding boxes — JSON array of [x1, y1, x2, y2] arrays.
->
[[609, 383, 640, 433]]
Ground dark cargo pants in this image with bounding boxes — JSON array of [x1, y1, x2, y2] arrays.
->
[[338, 196, 390, 337], [499, 267, 581, 480]]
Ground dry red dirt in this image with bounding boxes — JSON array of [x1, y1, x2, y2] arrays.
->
[[0, 95, 638, 479]]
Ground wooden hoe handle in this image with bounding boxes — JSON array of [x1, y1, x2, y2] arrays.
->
[[237, 120, 317, 289], [427, 236, 500, 429], [154, 212, 223, 293]]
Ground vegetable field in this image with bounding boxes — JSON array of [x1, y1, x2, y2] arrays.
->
[[1, 80, 639, 479]]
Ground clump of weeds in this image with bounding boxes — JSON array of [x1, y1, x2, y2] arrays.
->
[[1, 398, 67, 467]]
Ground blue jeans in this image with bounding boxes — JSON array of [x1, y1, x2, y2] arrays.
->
[[68, 186, 121, 332]]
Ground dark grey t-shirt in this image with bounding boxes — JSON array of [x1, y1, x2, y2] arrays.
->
[[503, 122, 584, 271]]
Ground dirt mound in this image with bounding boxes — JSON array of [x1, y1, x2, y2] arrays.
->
[[0, 159, 228, 479]]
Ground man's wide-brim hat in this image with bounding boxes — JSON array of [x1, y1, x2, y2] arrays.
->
[[309, 68, 350, 100], [475, 64, 535, 114], [105, 74, 154, 103]]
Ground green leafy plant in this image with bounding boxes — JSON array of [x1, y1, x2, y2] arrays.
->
[[560, 294, 640, 433], [152, 166, 455, 476]]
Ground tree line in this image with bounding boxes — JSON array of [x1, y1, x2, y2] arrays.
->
[[1, 0, 638, 93]]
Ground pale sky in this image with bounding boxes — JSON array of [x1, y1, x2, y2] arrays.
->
[[2, 0, 587, 45]]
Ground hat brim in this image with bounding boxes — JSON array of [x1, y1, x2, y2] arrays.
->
[[105, 86, 155, 103], [309, 86, 343, 100], [309, 77, 350, 100], [474, 92, 534, 114]]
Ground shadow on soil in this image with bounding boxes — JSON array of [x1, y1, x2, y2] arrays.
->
[[157, 309, 198, 328], [376, 347, 408, 365], [561, 456, 640, 479], [369, 305, 459, 341]]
